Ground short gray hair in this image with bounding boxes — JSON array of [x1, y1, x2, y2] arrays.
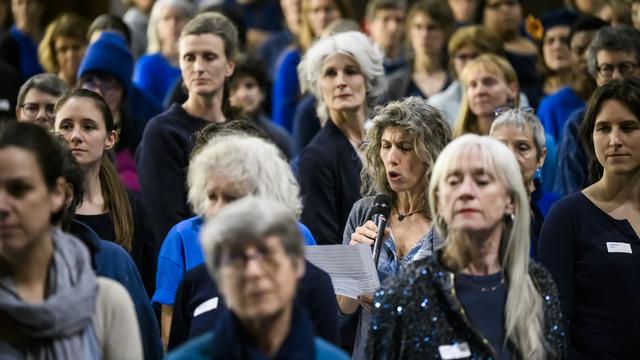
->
[[586, 25, 640, 78], [17, 74, 68, 106], [147, 0, 196, 54], [201, 196, 304, 280], [180, 12, 239, 58], [298, 31, 387, 123], [490, 109, 546, 160], [187, 134, 302, 217]]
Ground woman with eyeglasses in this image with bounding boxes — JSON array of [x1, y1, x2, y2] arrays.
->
[[474, 0, 543, 106], [387, 0, 455, 101], [454, 54, 519, 137], [490, 109, 560, 258], [78, 32, 144, 192], [539, 78, 640, 359]]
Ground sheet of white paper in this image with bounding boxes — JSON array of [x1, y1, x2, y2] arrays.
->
[[305, 244, 380, 299]]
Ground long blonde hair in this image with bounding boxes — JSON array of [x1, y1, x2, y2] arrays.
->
[[428, 135, 549, 359], [454, 54, 519, 137]]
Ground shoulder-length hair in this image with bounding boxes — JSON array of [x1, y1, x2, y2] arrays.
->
[[361, 97, 452, 218], [54, 88, 134, 251], [187, 134, 302, 218], [298, 31, 386, 124], [454, 54, 519, 137], [428, 134, 549, 360], [299, 0, 353, 51], [579, 77, 640, 184], [146, 0, 196, 54], [38, 13, 89, 74]]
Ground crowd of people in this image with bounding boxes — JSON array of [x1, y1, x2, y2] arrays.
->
[[0, 0, 639, 359]]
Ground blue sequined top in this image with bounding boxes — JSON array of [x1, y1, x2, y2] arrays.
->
[[369, 252, 568, 359]]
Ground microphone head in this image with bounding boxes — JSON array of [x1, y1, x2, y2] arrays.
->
[[372, 193, 392, 218]]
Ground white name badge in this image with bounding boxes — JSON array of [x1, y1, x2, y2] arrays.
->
[[438, 342, 471, 359], [606, 242, 632, 254], [193, 297, 219, 317]]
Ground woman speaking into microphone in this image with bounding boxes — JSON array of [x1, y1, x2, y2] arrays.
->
[[338, 97, 452, 359]]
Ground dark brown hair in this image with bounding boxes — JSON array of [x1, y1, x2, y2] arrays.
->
[[579, 77, 640, 184]]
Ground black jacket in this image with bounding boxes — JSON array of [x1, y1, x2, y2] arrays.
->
[[370, 252, 568, 359]]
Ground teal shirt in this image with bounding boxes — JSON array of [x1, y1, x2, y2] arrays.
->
[[167, 332, 349, 360]]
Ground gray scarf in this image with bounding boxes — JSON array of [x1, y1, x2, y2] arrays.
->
[[0, 228, 100, 360]]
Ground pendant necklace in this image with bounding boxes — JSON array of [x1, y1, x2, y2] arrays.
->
[[396, 209, 422, 222]]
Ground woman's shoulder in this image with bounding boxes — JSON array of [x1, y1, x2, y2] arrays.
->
[[546, 191, 589, 216]]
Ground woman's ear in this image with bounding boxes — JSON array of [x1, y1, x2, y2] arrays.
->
[[537, 147, 547, 169], [507, 82, 519, 101], [104, 130, 118, 151]]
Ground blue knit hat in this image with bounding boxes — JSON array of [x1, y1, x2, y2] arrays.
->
[[77, 32, 133, 93]]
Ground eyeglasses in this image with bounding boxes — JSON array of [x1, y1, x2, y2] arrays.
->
[[596, 62, 639, 77], [494, 106, 534, 118], [219, 244, 283, 271], [19, 102, 55, 118], [486, 0, 518, 10], [82, 73, 120, 92], [454, 52, 479, 62]]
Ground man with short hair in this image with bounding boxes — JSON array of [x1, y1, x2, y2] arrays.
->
[[16, 73, 68, 130], [137, 13, 237, 243], [167, 197, 348, 359], [365, 0, 407, 74], [554, 24, 640, 195]]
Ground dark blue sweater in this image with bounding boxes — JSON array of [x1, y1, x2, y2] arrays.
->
[[297, 120, 362, 245], [137, 104, 208, 241], [538, 192, 640, 359], [68, 220, 163, 360]]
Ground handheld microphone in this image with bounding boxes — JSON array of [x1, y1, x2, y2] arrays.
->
[[371, 194, 392, 267]]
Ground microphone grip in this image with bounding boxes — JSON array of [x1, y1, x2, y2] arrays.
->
[[372, 214, 387, 268]]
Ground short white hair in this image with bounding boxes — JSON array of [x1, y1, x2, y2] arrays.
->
[[147, 0, 196, 54], [187, 134, 302, 218], [298, 31, 387, 123]]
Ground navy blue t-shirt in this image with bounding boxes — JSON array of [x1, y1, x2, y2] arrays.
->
[[455, 272, 512, 360], [539, 192, 640, 359]]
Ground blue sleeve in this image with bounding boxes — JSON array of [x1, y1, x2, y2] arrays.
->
[[538, 197, 578, 318], [537, 96, 559, 143], [137, 118, 192, 241], [553, 110, 588, 195], [133, 55, 163, 105], [272, 49, 301, 132], [153, 225, 187, 306], [297, 222, 317, 245], [292, 95, 321, 155], [540, 134, 557, 193], [97, 241, 163, 360]]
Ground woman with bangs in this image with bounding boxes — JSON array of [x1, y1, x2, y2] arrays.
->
[[370, 135, 567, 359], [339, 96, 452, 359], [454, 54, 519, 137]]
